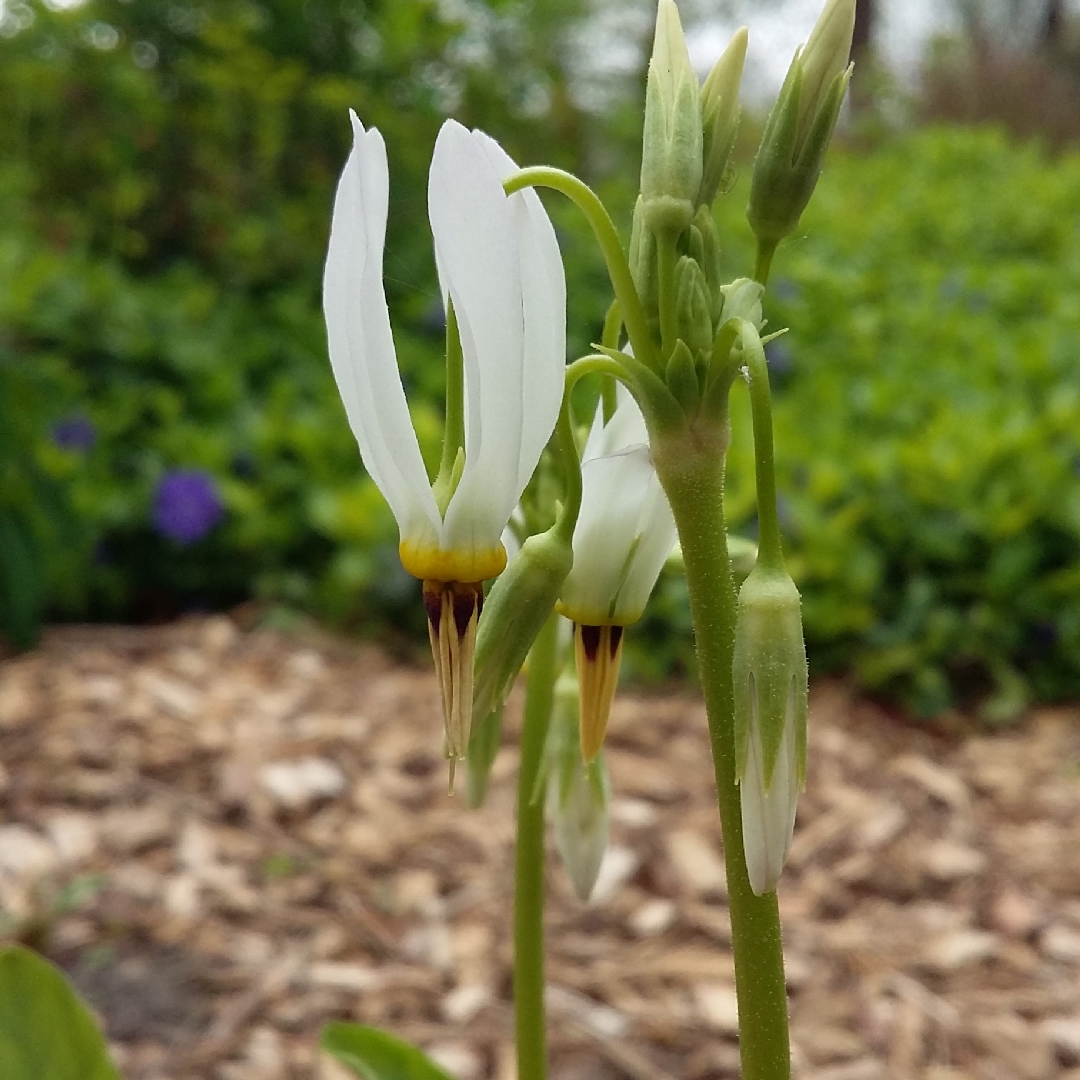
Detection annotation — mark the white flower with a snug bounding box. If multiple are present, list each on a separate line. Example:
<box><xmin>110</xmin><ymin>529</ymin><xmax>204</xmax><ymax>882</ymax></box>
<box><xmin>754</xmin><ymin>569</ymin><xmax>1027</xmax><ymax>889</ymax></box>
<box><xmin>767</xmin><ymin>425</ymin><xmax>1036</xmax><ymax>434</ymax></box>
<box><xmin>323</xmin><ymin>112</ymin><xmax>566</xmax><ymax>769</ymax></box>
<box><xmin>559</xmin><ymin>385</ymin><xmax>676</xmax><ymax>628</ymax></box>
<box><xmin>557</xmin><ymin>385</ymin><xmax>676</xmax><ymax>760</ymax></box>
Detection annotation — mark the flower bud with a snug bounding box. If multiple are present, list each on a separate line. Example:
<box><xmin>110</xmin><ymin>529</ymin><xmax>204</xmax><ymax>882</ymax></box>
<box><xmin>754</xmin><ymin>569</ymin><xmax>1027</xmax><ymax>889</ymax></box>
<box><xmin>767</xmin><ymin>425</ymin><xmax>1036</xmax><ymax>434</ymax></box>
<box><xmin>665</xmin><ymin>338</ymin><xmax>700</xmax><ymax>417</ymax></box>
<box><xmin>698</xmin><ymin>27</ymin><xmax>747</xmax><ymax>208</ymax></box>
<box><xmin>675</xmin><ymin>256</ymin><xmax>713</xmax><ymax>361</ymax></box>
<box><xmin>746</xmin><ymin>0</ymin><xmax>854</xmax><ymax>246</ymax></box>
<box><xmin>547</xmin><ymin>671</ymin><xmax>611</xmax><ymax>902</ymax></box>
<box><xmin>472</xmin><ymin>525</ymin><xmax>574</xmax><ymax>728</ymax></box>
<box><xmin>691</xmin><ymin>205</ymin><xmax>724</xmax><ymax>326</ymax></box>
<box><xmin>640</xmin><ymin>0</ymin><xmax>703</xmax><ymax>238</ymax></box>
<box><xmin>732</xmin><ymin>562</ymin><xmax>808</xmax><ymax>895</ymax></box>
<box><xmin>464</xmin><ymin>703</ymin><xmax>503</xmax><ymax>809</ymax></box>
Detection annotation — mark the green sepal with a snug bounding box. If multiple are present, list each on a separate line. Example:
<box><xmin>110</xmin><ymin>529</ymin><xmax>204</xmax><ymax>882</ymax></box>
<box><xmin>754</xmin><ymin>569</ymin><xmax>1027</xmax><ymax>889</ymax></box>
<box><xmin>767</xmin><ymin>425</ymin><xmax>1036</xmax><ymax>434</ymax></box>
<box><xmin>0</xmin><ymin>945</ymin><xmax>122</xmax><ymax>1080</ymax></box>
<box><xmin>320</xmin><ymin>1022</ymin><xmax>456</xmax><ymax>1080</ymax></box>
<box><xmin>674</xmin><ymin>257</ymin><xmax>713</xmax><ymax>361</ymax></box>
<box><xmin>472</xmin><ymin>527</ymin><xmax>573</xmax><ymax>727</ymax></box>
<box><xmin>732</xmin><ymin>563</ymin><xmax>808</xmax><ymax>790</ymax></box>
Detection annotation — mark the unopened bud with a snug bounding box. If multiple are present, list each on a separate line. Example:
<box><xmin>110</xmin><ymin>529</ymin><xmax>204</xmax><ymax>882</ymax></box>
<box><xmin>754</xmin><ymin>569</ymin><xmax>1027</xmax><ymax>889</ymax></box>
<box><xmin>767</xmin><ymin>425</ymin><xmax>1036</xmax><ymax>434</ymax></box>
<box><xmin>747</xmin><ymin>0</ymin><xmax>854</xmax><ymax>246</ymax></box>
<box><xmin>629</xmin><ymin>196</ymin><xmax>660</xmax><ymax>338</ymax></box>
<box><xmin>732</xmin><ymin>562</ymin><xmax>808</xmax><ymax>895</ymax></box>
<box><xmin>698</xmin><ymin>27</ymin><xmax>747</xmax><ymax>207</ymax></box>
<box><xmin>640</xmin><ymin>0</ymin><xmax>703</xmax><ymax>237</ymax></box>
<box><xmin>665</xmin><ymin>338</ymin><xmax>700</xmax><ymax>417</ymax></box>
<box><xmin>675</xmin><ymin>257</ymin><xmax>713</xmax><ymax>361</ymax></box>
<box><xmin>547</xmin><ymin>671</ymin><xmax>611</xmax><ymax>902</ymax></box>
<box><xmin>719</xmin><ymin>277</ymin><xmax>764</xmax><ymax>332</ymax></box>
<box><xmin>465</xmin><ymin>703</ymin><xmax>503</xmax><ymax>809</ymax></box>
<box><xmin>472</xmin><ymin>526</ymin><xmax>574</xmax><ymax>728</ymax></box>
<box><xmin>691</xmin><ymin>205</ymin><xmax>724</xmax><ymax>325</ymax></box>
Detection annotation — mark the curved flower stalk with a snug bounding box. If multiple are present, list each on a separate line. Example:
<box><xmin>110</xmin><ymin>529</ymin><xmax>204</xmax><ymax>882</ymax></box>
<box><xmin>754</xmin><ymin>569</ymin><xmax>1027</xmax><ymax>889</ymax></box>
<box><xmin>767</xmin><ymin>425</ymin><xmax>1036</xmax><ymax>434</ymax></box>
<box><xmin>323</xmin><ymin>112</ymin><xmax>566</xmax><ymax>774</ymax></box>
<box><xmin>557</xmin><ymin>385</ymin><xmax>676</xmax><ymax>760</ymax></box>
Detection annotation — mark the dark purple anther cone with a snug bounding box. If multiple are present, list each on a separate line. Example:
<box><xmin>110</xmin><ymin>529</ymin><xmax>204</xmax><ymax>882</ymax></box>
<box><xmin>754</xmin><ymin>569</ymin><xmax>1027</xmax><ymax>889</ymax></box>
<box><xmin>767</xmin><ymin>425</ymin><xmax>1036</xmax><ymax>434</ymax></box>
<box><xmin>153</xmin><ymin>469</ymin><xmax>224</xmax><ymax>545</ymax></box>
<box><xmin>52</xmin><ymin>414</ymin><xmax>97</xmax><ymax>452</ymax></box>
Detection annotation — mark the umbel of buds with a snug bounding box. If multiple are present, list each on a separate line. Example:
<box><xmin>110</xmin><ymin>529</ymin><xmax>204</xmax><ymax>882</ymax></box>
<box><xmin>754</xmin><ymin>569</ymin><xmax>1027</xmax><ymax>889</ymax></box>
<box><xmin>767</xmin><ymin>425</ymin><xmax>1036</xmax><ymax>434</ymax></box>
<box><xmin>732</xmin><ymin>561</ymin><xmax>808</xmax><ymax>896</ymax></box>
<box><xmin>747</xmin><ymin>0</ymin><xmax>855</xmax><ymax>248</ymax></box>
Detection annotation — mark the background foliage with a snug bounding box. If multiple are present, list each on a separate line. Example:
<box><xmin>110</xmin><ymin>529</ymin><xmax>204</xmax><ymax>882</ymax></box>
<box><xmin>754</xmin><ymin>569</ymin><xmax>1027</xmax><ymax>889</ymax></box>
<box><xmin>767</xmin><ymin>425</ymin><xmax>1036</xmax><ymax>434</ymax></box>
<box><xmin>4</xmin><ymin>0</ymin><xmax>1080</xmax><ymax>719</ymax></box>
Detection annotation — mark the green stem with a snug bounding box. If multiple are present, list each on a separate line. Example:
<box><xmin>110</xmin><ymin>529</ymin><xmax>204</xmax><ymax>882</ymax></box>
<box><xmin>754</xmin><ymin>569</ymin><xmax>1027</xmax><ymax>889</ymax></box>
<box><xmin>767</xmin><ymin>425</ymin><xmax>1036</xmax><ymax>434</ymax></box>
<box><xmin>601</xmin><ymin>302</ymin><xmax>622</xmax><ymax>422</ymax></box>
<box><xmin>504</xmin><ymin>167</ymin><xmax>658</xmax><ymax>372</ymax></box>
<box><xmin>552</xmin><ymin>393</ymin><xmax>582</xmax><ymax>546</ymax></box>
<box><xmin>653</xmin><ymin>435</ymin><xmax>791</xmax><ymax>1080</ymax></box>
<box><xmin>514</xmin><ymin>613</ymin><xmax>558</xmax><ymax>1080</ymax></box>
<box><xmin>736</xmin><ymin>321</ymin><xmax>784</xmax><ymax>569</ymax></box>
<box><xmin>656</xmin><ymin>229</ymin><xmax>679</xmax><ymax>360</ymax></box>
<box><xmin>754</xmin><ymin>238</ymin><xmax>778</xmax><ymax>287</ymax></box>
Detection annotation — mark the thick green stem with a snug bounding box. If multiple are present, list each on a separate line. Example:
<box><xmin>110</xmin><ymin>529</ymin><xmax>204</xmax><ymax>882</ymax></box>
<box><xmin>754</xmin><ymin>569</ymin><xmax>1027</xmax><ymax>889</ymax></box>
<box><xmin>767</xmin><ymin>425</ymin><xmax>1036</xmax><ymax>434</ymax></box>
<box><xmin>514</xmin><ymin>613</ymin><xmax>558</xmax><ymax>1080</ymax></box>
<box><xmin>736</xmin><ymin>321</ymin><xmax>784</xmax><ymax>570</ymax></box>
<box><xmin>653</xmin><ymin>434</ymin><xmax>791</xmax><ymax>1080</ymax></box>
<box><xmin>504</xmin><ymin>167</ymin><xmax>658</xmax><ymax>372</ymax></box>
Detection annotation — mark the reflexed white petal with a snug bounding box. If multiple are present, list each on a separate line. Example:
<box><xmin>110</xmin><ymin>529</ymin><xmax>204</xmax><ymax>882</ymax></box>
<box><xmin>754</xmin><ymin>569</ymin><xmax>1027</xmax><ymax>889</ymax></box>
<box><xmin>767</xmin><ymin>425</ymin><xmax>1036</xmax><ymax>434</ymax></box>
<box><xmin>583</xmin><ymin>383</ymin><xmax>648</xmax><ymax>461</ymax></box>
<box><xmin>562</xmin><ymin>445</ymin><xmax>655</xmax><ymax>622</ymax></box>
<box><xmin>617</xmin><ymin>475</ymin><xmax>678</xmax><ymax>619</ymax></box>
<box><xmin>429</xmin><ymin>120</ymin><xmax>524</xmax><ymax>553</ymax></box>
<box><xmin>740</xmin><ymin>681</ymin><xmax>800</xmax><ymax>896</ymax></box>
<box><xmin>473</xmin><ymin>132</ymin><xmax>566</xmax><ymax>494</ymax></box>
<box><xmin>323</xmin><ymin>111</ymin><xmax>441</xmax><ymax>547</ymax></box>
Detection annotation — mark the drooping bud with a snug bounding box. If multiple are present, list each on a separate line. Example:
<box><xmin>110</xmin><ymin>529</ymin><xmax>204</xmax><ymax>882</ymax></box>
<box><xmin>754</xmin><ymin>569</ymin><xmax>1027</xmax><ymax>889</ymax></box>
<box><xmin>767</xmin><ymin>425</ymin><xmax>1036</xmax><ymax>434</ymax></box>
<box><xmin>574</xmin><ymin>623</ymin><xmax>624</xmax><ymax>763</ymax></box>
<box><xmin>547</xmin><ymin>671</ymin><xmax>611</xmax><ymax>902</ymax></box>
<box><xmin>698</xmin><ymin>27</ymin><xmax>747</xmax><ymax>208</ymax></box>
<box><xmin>472</xmin><ymin>526</ymin><xmax>574</xmax><ymax>730</ymax></box>
<box><xmin>640</xmin><ymin>0</ymin><xmax>703</xmax><ymax>238</ymax></box>
<box><xmin>732</xmin><ymin>562</ymin><xmax>808</xmax><ymax>895</ymax></box>
<box><xmin>424</xmin><ymin>580</ymin><xmax>484</xmax><ymax>790</ymax></box>
<box><xmin>718</xmin><ymin>277</ymin><xmax>764</xmax><ymax>332</ymax></box>
<box><xmin>747</xmin><ymin>0</ymin><xmax>854</xmax><ymax>247</ymax></box>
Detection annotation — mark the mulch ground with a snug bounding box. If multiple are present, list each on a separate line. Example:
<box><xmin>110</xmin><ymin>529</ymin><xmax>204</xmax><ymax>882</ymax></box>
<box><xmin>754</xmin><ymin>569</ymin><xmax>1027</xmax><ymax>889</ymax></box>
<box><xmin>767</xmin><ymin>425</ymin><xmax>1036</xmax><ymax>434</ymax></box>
<box><xmin>1</xmin><ymin>616</ymin><xmax>1079</xmax><ymax>1080</ymax></box>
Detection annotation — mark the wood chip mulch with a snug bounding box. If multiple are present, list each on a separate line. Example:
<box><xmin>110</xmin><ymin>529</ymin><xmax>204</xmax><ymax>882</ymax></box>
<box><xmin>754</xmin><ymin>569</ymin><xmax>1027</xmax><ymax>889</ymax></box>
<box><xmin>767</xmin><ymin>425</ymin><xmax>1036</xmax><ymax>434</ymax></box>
<box><xmin>1</xmin><ymin>616</ymin><xmax>1079</xmax><ymax>1080</ymax></box>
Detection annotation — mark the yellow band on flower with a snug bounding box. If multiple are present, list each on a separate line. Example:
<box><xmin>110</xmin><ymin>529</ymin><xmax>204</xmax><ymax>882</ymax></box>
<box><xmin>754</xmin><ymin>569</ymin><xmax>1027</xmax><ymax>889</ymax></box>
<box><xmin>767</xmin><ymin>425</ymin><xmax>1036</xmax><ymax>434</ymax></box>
<box><xmin>554</xmin><ymin>600</ymin><xmax>642</xmax><ymax>627</ymax></box>
<box><xmin>399</xmin><ymin>540</ymin><xmax>508</xmax><ymax>584</ymax></box>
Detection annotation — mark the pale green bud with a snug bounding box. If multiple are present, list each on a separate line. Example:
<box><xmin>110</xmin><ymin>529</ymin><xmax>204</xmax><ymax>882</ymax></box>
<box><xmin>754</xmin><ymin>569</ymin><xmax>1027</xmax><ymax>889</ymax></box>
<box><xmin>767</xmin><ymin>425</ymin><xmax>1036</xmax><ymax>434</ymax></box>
<box><xmin>472</xmin><ymin>527</ymin><xmax>573</xmax><ymax>726</ymax></box>
<box><xmin>465</xmin><ymin>703</ymin><xmax>503</xmax><ymax>809</ymax></box>
<box><xmin>747</xmin><ymin>0</ymin><xmax>854</xmax><ymax>245</ymax></box>
<box><xmin>640</xmin><ymin>0</ymin><xmax>703</xmax><ymax>237</ymax></box>
<box><xmin>698</xmin><ymin>27</ymin><xmax>747</xmax><ymax>208</ymax></box>
<box><xmin>675</xmin><ymin>256</ymin><xmax>713</xmax><ymax>360</ymax></box>
<box><xmin>547</xmin><ymin>671</ymin><xmax>611</xmax><ymax>903</ymax></box>
<box><xmin>665</xmin><ymin>338</ymin><xmax>700</xmax><ymax>416</ymax></box>
<box><xmin>732</xmin><ymin>562</ymin><xmax>808</xmax><ymax>895</ymax></box>
<box><xmin>719</xmin><ymin>277</ymin><xmax>764</xmax><ymax>331</ymax></box>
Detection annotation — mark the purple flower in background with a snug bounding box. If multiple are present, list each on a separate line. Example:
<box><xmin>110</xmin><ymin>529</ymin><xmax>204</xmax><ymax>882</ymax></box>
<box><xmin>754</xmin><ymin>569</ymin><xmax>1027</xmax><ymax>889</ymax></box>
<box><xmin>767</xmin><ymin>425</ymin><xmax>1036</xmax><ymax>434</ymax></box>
<box><xmin>52</xmin><ymin>414</ymin><xmax>97</xmax><ymax>452</ymax></box>
<box><xmin>153</xmin><ymin>470</ymin><xmax>224</xmax><ymax>545</ymax></box>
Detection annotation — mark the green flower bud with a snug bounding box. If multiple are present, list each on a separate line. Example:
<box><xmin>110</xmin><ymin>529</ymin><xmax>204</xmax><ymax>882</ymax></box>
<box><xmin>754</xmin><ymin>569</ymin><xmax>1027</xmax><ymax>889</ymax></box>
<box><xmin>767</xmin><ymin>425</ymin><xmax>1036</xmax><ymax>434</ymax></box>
<box><xmin>464</xmin><ymin>702</ymin><xmax>503</xmax><ymax>809</ymax></box>
<box><xmin>747</xmin><ymin>0</ymin><xmax>854</xmax><ymax>246</ymax></box>
<box><xmin>640</xmin><ymin>0</ymin><xmax>703</xmax><ymax>238</ymax></box>
<box><xmin>732</xmin><ymin>562</ymin><xmax>808</xmax><ymax>895</ymax></box>
<box><xmin>675</xmin><ymin>256</ymin><xmax>713</xmax><ymax>361</ymax></box>
<box><xmin>472</xmin><ymin>526</ymin><xmax>574</xmax><ymax>728</ymax></box>
<box><xmin>666</xmin><ymin>338</ymin><xmax>700</xmax><ymax>417</ymax></box>
<box><xmin>698</xmin><ymin>27</ymin><xmax>747</xmax><ymax>208</ymax></box>
<box><xmin>547</xmin><ymin>671</ymin><xmax>611</xmax><ymax>903</ymax></box>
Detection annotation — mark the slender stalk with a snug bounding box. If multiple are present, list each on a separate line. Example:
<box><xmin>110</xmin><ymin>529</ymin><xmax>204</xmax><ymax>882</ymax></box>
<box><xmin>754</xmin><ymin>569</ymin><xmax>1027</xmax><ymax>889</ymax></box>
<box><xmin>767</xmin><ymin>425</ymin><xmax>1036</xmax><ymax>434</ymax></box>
<box><xmin>736</xmin><ymin>321</ymin><xmax>784</xmax><ymax>569</ymax></box>
<box><xmin>503</xmin><ymin>167</ymin><xmax>658</xmax><ymax>372</ymax></box>
<box><xmin>656</xmin><ymin>229</ymin><xmax>679</xmax><ymax>360</ymax></box>
<box><xmin>653</xmin><ymin>434</ymin><xmax>791</xmax><ymax>1080</ymax></box>
<box><xmin>754</xmin><ymin>238</ymin><xmax>778</xmax><ymax>287</ymax></box>
<box><xmin>601</xmin><ymin>301</ymin><xmax>622</xmax><ymax>422</ymax></box>
<box><xmin>514</xmin><ymin>613</ymin><xmax>558</xmax><ymax>1080</ymax></box>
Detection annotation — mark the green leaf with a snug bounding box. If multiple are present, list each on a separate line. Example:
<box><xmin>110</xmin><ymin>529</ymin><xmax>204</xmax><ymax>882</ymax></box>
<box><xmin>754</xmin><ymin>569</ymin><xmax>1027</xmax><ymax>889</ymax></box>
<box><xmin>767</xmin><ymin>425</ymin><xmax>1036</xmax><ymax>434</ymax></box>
<box><xmin>320</xmin><ymin>1022</ymin><xmax>456</xmax><ymax>1080</ymax></box>
<box><xmin>0</xmin><ymin>945</ymin><xmax>121</xmax><ymax>1080</ymax></box>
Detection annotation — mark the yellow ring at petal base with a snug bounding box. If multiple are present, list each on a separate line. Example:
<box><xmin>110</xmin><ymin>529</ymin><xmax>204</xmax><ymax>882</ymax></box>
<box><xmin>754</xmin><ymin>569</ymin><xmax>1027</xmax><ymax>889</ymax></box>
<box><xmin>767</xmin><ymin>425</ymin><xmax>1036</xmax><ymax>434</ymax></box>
<box><xmin>399</xmin><ymin>541</ymin><xmax>507</xmax><ymax>584</ymax></box>
<box><xmin>555</xmin><ymin>600</ymin><xmax>642</xmax><ymax>628</ymax></box>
